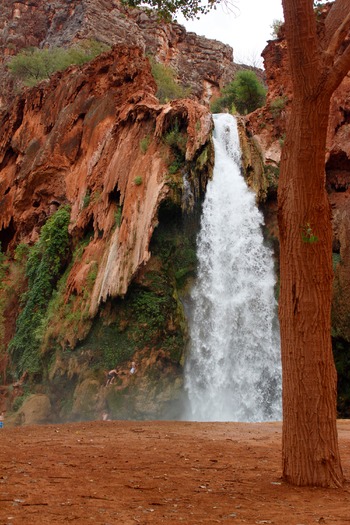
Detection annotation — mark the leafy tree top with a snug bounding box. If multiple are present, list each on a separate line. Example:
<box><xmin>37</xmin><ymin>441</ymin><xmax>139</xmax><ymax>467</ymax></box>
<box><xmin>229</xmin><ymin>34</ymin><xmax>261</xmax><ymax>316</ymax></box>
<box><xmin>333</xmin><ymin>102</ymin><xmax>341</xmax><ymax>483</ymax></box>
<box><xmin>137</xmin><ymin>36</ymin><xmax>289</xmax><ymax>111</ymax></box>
<box><xmin>211</xmin><ymin>70</ymin><xmax>266</xmax><ymax>115</ymax></box>
<box><xmin>121</xmin><ymin>0</ymin><xmax>216</xmax><ymax>20</ymax></box>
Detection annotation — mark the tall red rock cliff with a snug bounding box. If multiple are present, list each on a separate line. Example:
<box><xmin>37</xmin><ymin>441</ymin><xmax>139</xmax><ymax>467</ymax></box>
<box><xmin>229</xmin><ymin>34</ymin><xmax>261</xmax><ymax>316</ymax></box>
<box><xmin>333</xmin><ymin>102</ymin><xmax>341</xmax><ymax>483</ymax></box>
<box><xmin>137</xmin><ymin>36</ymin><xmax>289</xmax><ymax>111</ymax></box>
<box><xmin>0</xmin><ymin>0</ymin><xmax>237</xmax><ymax>109</ymax></box>
<box><xmin>2</xmin><ymin>0</ymin><xmax>349</xmax><ymax>422</ymax></box>
<box><xmin>0</xmin><ymin>42</ymin><xmax>212</xmax><ymax>323</ymax></box>
<box><xmin>0</xmin><ymin>35</ymin><xmax>213</xmax><ymax>421</ymax></box>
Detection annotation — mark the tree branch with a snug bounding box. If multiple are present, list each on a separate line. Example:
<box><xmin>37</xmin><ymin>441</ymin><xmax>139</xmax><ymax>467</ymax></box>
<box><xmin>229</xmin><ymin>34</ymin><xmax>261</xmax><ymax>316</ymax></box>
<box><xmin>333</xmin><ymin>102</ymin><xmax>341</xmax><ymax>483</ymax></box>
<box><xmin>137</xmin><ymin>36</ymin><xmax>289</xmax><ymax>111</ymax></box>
<box><xmin>324</xmin><ymin>0</ymin><xmax>350</xmax><ymax>48</ymax></box>
<box><xmin>324</xmin><ymin>43</ymin><xmax>350</xmax><ymax>95</ymax></box>
<box><xmin>325</xmin><ymin>11</ymin><xmax>350</xmax><ymax>58</ymax></box>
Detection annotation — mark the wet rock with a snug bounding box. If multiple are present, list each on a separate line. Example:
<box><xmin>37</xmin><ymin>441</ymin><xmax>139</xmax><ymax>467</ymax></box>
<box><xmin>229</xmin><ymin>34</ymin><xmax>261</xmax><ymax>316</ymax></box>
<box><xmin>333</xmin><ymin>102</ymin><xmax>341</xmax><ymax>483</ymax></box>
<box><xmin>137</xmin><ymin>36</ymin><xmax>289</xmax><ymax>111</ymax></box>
<box><xmin>13</xmin><ymin>394</ymin><xmax>51</xmax><ymax>425</ymax></box>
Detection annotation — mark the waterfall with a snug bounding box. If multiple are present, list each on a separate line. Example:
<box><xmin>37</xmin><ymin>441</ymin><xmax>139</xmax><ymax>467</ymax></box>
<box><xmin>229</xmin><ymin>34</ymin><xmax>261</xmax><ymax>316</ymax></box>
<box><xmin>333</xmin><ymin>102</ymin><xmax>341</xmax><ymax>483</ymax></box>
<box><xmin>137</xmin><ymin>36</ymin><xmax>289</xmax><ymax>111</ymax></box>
<box><xmin>184</xmin><ymin>113</ymin><xmax>282</xmax><ymax>422</ymax></box>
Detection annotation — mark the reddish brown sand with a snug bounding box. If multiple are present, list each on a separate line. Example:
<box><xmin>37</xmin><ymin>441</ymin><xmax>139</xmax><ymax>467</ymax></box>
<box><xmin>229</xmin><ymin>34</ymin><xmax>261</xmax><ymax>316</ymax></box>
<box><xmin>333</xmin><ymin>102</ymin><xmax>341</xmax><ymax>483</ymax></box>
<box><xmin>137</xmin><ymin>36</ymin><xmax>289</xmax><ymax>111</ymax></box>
<box><xmin>0</xmin><ymin>420</ymin><xmax>349</xmax><ymax>524</ymax></box>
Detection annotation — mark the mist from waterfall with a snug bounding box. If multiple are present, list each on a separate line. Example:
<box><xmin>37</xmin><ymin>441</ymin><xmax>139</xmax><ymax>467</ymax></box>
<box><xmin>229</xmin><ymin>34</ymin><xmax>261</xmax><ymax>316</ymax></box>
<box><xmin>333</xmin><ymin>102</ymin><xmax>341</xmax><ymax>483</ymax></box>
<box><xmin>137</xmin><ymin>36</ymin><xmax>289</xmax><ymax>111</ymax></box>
<box><xmin>183</xmin><ymin>113</ymin><xmax>282</xmax><ymax>422</ymax></box>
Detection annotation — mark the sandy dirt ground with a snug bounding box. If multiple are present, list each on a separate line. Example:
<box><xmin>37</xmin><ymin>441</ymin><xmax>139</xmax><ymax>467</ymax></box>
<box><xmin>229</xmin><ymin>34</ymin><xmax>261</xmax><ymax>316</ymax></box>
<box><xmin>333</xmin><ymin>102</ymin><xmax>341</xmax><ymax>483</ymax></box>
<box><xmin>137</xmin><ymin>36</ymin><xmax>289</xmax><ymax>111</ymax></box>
<box><xmin>0</xmin><ymin>420</ymin><xmax>350</xmax><ymax>525</ymax></box>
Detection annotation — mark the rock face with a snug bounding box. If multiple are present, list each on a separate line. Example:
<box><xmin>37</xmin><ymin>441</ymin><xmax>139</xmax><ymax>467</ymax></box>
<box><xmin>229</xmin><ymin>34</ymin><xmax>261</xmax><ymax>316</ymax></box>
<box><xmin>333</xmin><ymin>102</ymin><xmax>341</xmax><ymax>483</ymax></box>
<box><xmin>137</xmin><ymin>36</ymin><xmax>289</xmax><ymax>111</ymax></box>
<box><xmin>0</xmin><ymin>44</ymin><xmax>211</xmax><ymax>302</ymax></box>
<box><xmin>0</xmin><ymin>0</ymin><xmax>237</xmax><ymax>109</ymax></box>
<box><xmin>10</xmin><ymin>394</ymin><xmax>52</xmax><ymax>426</ymax></box>
<box><xmin>0</xmin><ymin>38</ymin><xmax>213</xmax><ymax>421</ymax></box>
<box><xmin>2</xmin><ymin>1</ymin><xmax>350</xmax><ymax>422</ymax></box>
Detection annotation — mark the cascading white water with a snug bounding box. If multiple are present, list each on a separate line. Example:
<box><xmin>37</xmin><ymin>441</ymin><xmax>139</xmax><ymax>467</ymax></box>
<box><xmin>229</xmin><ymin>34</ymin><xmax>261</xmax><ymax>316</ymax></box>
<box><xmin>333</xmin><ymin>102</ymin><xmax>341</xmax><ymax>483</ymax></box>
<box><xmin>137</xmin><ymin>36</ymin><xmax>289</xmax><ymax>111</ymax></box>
<box><xmin>184</xmin><ymin>113</ymin><xmax>282</xmax><ymax>422</ymax></box>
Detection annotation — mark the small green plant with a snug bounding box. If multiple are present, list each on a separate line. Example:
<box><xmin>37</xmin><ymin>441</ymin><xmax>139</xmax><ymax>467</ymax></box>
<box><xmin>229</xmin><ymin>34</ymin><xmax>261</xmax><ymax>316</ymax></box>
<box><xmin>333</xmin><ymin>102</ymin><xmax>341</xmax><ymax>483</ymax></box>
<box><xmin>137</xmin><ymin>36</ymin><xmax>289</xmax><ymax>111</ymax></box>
<box><xmin>278</xmin><ymin>133</ymin><xmax>286</xmax><ymax>147</ymax></box>
<box><xmin>168</xmin><ymin>160</ymin><xmax>182</xmax><ymax>174</ymax></box>
<box><xmin>86</xmin><ymin>262</ymin><xmax>98</xmax><ymax>290</ymax></box>
<box><xmin>150</xmin><ymin>58</ymin><xmax>191</xmax><ymax>103</ymax></box>
<box><xmin>0</xmin><ymin>244</ymin><xmax>8</xmax><ymax>354</ymax></box>
<box><xmin>134</xmin><ymin>176</ymin><xmax>143</xmax><ymax>186</ymax></box>
<box><xmin>8</xmin><ymin>39</ymin><xmax>111</xmax><ymax>87</ymax></box>
<box><xmin>270</xmin><ymin>96</ymin><xmax>288</xmax><ymax>119</ymax></box>
<box><xmin>301</xmin><ymin>223</ymin><xmax>318</xmax><ymax>244</ymax></box>
<box><xmin>163</xmin><ymin>118</ymin><xmax>187</xmax><ymax>175</ymax></box>
<box><xmin>264</xmin><ymin>164</ymin><xmax>280</xmax><ymax>191</ymax></box>
<box><xmin>140</xmin><ymin>135</ymin><xmax>151</xmax><ymax>154</ymax></box>
<box><xmin>82</xmin><ymin>190</ymin><xmax>91</xmax><ymax>209</ymax></box>
<box><xmin>0</xmin><ymin>244</ymin><xmax>8</xmax><ymax>280</ymax></box>
<box><xmin>270</xmin><ymin>19</ymin><xmax>283</xmax><ymax>39</ymax></box>
<box><xmin>14</xmin><ymin>243</ymin><xmax>30</xmax><ymax>263</ymax></box>
<box><xmin>163</xmin><ymin>119</ymin><xmax>187</xmax><ymax>175</ymax></box>
<box><xmin>91</xmin><ymin>191</ymin><xmax>101</xmax><ymax>204</ymax></box>
<box><xmin>73</xmin><ymin>236</ymin><xmax>91</xmax><ymax>261</ymax></box>
<box><xmin>210</xmin><ymin>97</ymin><xmax>223</xmax><ymax>114</ymax></box>
<box><xmin>115</xmin><ymin>206</ymin><xmax>123</xmax><ymax>227</ymax></box>
<box><xmin>164</xmin><ymin>119</ymin><xmax>187</xmax><ymax>154</ymax></box>
<box><xmin>210</xmin><ymin>70</ymin><xmax>266</xmax><ymax>115</ymax></box>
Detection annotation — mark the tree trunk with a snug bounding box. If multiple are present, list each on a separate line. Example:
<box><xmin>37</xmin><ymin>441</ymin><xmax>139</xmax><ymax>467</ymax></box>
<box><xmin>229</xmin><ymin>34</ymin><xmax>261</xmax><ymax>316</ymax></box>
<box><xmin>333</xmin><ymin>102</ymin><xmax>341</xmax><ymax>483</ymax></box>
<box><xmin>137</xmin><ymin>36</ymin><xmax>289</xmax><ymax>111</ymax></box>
<box><xmin>278</xmin><ymin>93</ymin><xmax>344</xmax><ymax>487</ymax></box>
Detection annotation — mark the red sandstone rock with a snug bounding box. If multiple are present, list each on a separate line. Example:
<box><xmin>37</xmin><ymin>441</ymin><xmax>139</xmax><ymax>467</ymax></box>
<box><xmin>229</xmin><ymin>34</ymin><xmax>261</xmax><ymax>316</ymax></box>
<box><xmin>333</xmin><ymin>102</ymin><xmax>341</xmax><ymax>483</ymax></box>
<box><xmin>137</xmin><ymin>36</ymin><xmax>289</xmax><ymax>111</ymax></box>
<box><xmin>0</xmin><ymin>0</ymin><xmax>237</xmax><ymax>109</ymax></box>
<box><xmin>0</xmin><ymin>44</ymin><xmax>212</xmax><ymax>347</ymax></box>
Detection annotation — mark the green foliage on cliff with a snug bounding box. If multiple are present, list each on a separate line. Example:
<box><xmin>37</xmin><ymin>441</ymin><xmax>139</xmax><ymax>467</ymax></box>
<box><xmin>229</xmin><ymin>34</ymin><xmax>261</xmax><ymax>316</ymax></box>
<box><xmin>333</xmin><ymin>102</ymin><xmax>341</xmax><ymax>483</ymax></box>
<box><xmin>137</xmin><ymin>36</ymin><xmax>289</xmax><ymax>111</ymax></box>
<box><xmin>264</xmin><ymin>164</ymin><xmax>280</xmax><ymax>195</ymax></box>
<box><xmin>211</xmin><ymin>71</ymin><xmax>267</xmax><ymax>115</ymax></box>
<box><xmin>35</xmin><ymin>252</ymin><xmax>97</xmax><ymax>355</ymax></box>
<box><xmin>151</xmin><ymin>200</ymin><xmax>197</xmax><ymax>288</ymax></box>
<box><xmin>133</xmin><ymin>289</ymin><xmax>169</xmax><ymax>337</ymax></box>
<box><xmin>140</xmin><ymin>135</ymin><xmax>151</xmax><ymax>154</ymax></box>
<box><xmin>80</xmin><ymin>312</ymin><xmax>137</xmax><ymax>370</ymax></box>
<box><xmin>9</xmin><ymin>206</ymin><xmax>71</xmax><ymax>375</ymax></box>
<box><xmin>150</xmin><ymin>59</ymin><xmax>191</xmax><ymax>103</ymax></box>
<box><xmin>164</xmin><ymin>119</ymin><xmax>187</xmax><ymax>154</ymax></box>
<box><xmin>270</xmin><ymin>19</ymin><xmax>283</xmax><ymax>39</ymax></box>
<box><xmin>134</xmin><ymin>176</ymin><xmax>143</xmax><ymax>186</ymax></box>
<box><xmin>0</xmin><ymin>245</ymin><xmax>8</xmax><ymax>280</ymax></box>
<box><xmin>163</xmin><ymin>118</ymin><xmax>188</xmax><ymax>176</ymax></box>
<box><xmin>0</xmin><ymin>245</ymin><xmax>8</xmax><ymax>354</ymax></box>
<box><xmin>269</xmin><ymin>96</ymin><xmax>288</xmax><ymax>118</ymax></box>
<box><xmin>76</xmin><ymin>199</ymin><xmax>195</xmax><ymax>369</ymax></box>
<box><xmin>8</xmin><ymin>40</ymin><xmax>111</xmax><ymax>87</ymax></box>
<box><xmin>78</xmin><ymin>272</ymin><xmax>183</xmax><ymax>369</ymax></box>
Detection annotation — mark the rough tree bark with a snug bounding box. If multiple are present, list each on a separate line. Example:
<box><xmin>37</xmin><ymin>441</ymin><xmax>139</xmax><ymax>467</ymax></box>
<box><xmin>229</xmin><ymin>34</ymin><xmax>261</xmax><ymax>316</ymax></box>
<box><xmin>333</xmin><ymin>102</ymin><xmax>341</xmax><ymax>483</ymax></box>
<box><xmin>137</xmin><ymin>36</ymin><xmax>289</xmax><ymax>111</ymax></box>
<box><xmin>278</xmin><ymin>0</ymin><xmax>350</xmax><ymax>487</ymax></box>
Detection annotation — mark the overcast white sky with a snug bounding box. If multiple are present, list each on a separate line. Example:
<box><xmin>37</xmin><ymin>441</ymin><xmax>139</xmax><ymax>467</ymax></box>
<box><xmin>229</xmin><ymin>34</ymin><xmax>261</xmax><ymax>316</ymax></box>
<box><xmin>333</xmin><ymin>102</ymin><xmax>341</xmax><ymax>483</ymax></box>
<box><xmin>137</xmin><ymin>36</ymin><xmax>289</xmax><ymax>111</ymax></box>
<box><xmin>177</xmin><ymin>0</ymin><xmax>284</xmax><ymax>68</ymax></box>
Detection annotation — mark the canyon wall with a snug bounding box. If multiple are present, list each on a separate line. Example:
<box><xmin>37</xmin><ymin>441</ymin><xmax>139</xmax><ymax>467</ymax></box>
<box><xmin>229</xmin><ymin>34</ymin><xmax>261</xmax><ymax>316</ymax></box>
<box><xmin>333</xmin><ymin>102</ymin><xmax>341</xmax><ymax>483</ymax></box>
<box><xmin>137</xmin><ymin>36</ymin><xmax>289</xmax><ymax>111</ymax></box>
<box><xmin>0</xmin><ymin>39</ymin><xmax>213</xmax><ymax>422</ymax></box>
<box><xmin>1</xmin><ymin>0</ymin><xmax>350</xmax><ymax>422</ymax></box>
<box><xmin>0</xmin><ymin>0</ymin><xmax>237</xmax><ymax>109</ymax></box>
